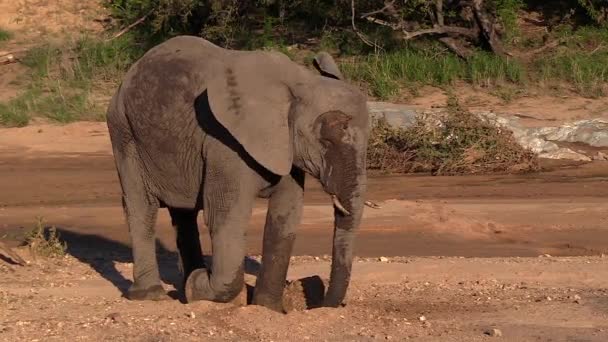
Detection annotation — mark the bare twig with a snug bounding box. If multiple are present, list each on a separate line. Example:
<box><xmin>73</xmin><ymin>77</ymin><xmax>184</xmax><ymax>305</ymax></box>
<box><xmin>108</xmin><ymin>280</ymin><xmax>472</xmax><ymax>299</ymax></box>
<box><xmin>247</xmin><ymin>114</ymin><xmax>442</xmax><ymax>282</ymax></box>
<box><xmin>360</xmin><ymin>1</ymin><xmax>396</xmax><ymax>19</ymax></box>
<box><xmin>106</xmin><ymin>9</ymin><xmax>154</xmax><ymax>41</ymax></box>
<box><xmin>365</xmin><ymin>200</ymin><xmax>382</xmax><ymax>209</ymax></box>
<box><xmin>351</xmin><ymin>0</ymin><xmax>383</xmax><ymax>51</ymax></box>
<box><xmin>366</xmin><ymin>17</ymin><xmax>476</xmax><ymax>40</ymax></box>
<box><xmin>589</xmin><ymin>43</ymin><xmax>605</xmax><ymax>55</ymax></box>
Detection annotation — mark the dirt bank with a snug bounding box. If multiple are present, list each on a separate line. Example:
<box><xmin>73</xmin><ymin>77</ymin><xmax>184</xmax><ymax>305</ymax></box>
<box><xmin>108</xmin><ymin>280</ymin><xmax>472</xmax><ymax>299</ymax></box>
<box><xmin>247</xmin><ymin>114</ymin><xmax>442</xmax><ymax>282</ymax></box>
<box><xmin>1</xmin><ymin>123</ymin><xmax>608</xmax><ymax>341</ymax></box>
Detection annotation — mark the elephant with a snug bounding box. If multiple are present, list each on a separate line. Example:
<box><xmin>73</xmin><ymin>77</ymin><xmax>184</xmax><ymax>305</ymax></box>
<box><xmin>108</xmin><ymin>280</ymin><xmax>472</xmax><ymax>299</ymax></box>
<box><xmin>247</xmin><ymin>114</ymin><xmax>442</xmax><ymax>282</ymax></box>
<box><xmin>106</xmin><ymin>35</ymin><xmax>369</xmax><ymax>312</ymax></box>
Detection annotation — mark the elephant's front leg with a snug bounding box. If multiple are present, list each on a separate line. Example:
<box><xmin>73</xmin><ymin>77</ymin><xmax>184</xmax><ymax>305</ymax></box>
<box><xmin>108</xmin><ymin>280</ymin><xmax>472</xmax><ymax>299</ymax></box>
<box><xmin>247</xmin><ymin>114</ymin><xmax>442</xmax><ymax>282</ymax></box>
<box><xmin>184</xmin><ymin>171</ymin><xmax>257</xmax><ymax>303</ymax></box>
<box><xmin>252</xmin><ymin>168</ymin><xmax>305</xmax><ymax>312</ymax></box>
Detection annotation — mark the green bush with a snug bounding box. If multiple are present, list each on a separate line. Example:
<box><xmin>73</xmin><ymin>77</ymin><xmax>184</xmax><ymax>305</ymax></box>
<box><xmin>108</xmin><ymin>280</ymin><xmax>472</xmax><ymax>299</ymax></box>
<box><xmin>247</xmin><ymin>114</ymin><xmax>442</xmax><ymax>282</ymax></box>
<box><xmin>0</xmin><ymin>28</ymin><xmax>12</xmax><ymax>42</ymax></box>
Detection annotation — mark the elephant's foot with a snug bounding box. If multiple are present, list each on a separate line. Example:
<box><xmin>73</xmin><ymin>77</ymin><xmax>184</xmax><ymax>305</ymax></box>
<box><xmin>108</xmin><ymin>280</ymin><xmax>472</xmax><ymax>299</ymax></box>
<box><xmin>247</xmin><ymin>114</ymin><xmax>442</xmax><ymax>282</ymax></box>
<box><xmin>252</xmin><ymin>294</ymin><xmax>285</xmax><ymax>313</ymax></box>
<box><xmin>185</xmin><ymin>268</ymin><xmax>246</xmax><ymax>306</ymax></box>
<box><xmin>127</xmin><ymin>284</ymin><xmax>169</xmax><ymax>301</ymax></box>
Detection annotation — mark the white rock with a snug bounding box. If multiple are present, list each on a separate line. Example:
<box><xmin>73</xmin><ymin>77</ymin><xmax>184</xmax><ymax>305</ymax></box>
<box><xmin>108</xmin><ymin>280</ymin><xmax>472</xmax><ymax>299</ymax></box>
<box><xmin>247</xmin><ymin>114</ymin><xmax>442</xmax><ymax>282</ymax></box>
<box><xmin>379</xmin><ymin>256</ymin><xmax>389</xmax><ymax>262</ymax></box>
<box><xmin>485</xmin><ymin>328</ymin><xmax>503</xmax><ymax>337</ymax></box>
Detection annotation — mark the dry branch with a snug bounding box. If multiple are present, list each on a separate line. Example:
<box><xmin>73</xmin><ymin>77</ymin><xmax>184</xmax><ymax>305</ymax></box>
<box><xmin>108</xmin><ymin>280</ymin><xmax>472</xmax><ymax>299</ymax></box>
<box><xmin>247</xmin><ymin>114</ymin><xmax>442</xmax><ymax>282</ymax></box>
<box><xmin>106</xmin><ymin>9</ymin><xmax>154</xmax><ymax>41</ymax></box>
<box><xmin>351</xmin><ymin>0</ymin><xmax>383</xmax><ymax>51</ymax></box>
<box><xmin>0</xmin><ymin>241</ymin><xmax>26</xmax><ymax>266</ymax></box>
<box><xmin>356</xmin><ymin>0</ymin><xmax>510</xmax><ymax>58</ymax></box>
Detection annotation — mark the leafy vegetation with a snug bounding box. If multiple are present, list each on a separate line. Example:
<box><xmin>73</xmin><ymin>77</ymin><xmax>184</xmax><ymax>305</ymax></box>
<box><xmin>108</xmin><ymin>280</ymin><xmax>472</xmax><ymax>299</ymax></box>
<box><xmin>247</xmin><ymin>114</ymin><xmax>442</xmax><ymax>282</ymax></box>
<box><xmin>368</xmin><ymin>97</ymin><xmax>539</xmax><ymax>175</ymax></box>
<box><xmin>342</xmin><ymin>48</ymin><xmax>525</xmax><ymax>99</ymax></box>
<box><xmin>25</xmin><ymin>217</ymin><xmax>67</xmax><ymax>258</ymax></box>
<box><xmin>0</xmin><ymin>35</ymin><xmax>143</xmax><ymax>127</ymax></box>
<box><xmin>0</xmin><ymin>28</ymin><xmax>12</xmax><ymax>42</ymax></box>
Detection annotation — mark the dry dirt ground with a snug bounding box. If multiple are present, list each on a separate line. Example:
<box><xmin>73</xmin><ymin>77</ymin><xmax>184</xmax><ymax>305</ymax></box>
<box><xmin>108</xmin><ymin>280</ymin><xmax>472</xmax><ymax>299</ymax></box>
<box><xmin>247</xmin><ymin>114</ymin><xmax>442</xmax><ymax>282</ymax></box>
<box><xmin>2</xmin><ymin>4</ymin><xmax>608</xmax><ymax>340</ymax></box>
<box><xmin>0</xmin><ymin>123</ymin><xmax>608</xmax><ymax>341</ymax></box>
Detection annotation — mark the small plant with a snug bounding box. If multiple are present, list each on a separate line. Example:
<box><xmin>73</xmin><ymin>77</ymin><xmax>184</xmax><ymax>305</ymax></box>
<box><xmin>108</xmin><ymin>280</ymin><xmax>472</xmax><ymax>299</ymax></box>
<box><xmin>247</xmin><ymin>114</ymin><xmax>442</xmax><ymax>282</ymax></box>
<box><xmin>367</xmin><ymin>96</ymin><xmax>539</xmax><ymax>175</ymax></box>
<box><xmin>25</xmin><ymin>217</ymin><xmax>67</xmax><ymax>258</ymax></box>
<box><xmin>0</xmin><ymin>35</ymin><xmax>143</xmax><ymax>127</ymax></box>
<box><xmin>0</xmin><ymin>28</ymin><xmax>12</xmax><ymax>42</ymax></box>
<box><xmin>341</xmin><ymin>49</ymin><xmax>525</xmax><ymax>100</ymax></box>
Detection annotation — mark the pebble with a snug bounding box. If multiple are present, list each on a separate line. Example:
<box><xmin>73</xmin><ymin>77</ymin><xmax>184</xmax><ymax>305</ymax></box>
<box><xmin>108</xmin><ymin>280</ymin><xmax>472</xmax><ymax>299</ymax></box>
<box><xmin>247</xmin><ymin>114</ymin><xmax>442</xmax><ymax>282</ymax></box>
<box><xmin>188</xmin><ymin>312</ymin><xmax>196</xmax><ymax>319</ymax></box>
<box><xmin>418</xmin><ymin>315</ymin><xmax>426</xmax><ymax>322</ymax></box>
<box><xmin>379</xmin><ymin>257</ymin><xmax>389</xmax><ymax>262</ymax></box>
<box><xmin>485</xmin><ymin>328</ymin><xmax>503</xmax><ymax>337</ymax></box>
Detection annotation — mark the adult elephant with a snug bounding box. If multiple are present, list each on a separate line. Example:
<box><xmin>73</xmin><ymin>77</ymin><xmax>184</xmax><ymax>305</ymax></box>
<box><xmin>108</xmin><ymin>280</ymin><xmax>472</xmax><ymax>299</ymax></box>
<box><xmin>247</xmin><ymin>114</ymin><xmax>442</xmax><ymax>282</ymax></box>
<box><xmin>106</xmin><ymin>36</ymin><xmax>369</xmax><ymax>312</ymax></box>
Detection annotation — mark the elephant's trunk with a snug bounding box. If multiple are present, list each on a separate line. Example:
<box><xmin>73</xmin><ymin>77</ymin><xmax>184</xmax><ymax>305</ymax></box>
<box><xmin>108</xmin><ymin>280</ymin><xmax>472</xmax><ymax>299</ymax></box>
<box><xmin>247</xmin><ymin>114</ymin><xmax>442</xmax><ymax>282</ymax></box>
<box><xmin>323</xmin><ymin>166</ymin><xmax>366</xmax><ymax>307</ymax></box>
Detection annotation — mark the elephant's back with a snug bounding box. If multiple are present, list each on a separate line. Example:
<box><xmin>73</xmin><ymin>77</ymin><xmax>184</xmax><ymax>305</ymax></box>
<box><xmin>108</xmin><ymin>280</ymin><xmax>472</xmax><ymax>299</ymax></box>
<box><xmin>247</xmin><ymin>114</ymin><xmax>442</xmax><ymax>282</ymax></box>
<box><xmin>111</xmin><ymin>36</ymin><xmax>224</xmax><ymax>207</ymax></box>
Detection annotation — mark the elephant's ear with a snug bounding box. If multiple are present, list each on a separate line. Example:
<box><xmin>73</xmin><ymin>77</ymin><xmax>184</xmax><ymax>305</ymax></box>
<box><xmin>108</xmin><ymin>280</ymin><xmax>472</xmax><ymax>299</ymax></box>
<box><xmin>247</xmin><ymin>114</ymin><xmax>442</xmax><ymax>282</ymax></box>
<box><xmin>313</xmin><ymin>52</ymin><xmax>343</xmax><ymax>80</ymax></box>
<box><xmin>207</xmin><ymin>52</ymin><xmax>295</xmax><ymax>176</ymax></box>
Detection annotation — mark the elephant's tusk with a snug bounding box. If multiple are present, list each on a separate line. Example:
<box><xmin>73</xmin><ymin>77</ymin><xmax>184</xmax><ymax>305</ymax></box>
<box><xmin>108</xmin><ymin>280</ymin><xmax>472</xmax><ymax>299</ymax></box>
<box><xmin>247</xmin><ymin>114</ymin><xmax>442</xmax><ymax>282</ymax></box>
<box><xmin>364</xmin><ymin>200</ymin><xmax>381</xmax><ymax>209</ymax></box>
<box><xmin>331</xmin><ymin>195</ymin><xmax>351</xmax><ymax>216</ymax></box>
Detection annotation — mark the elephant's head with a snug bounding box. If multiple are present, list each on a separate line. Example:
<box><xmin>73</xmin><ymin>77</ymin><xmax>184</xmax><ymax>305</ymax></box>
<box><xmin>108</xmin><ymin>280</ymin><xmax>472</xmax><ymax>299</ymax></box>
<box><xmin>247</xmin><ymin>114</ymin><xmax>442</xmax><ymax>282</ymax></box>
<box><xmin>207</xmin><ymin>49</ymin><xmax>369</xmax><ymax>307</ymax></box>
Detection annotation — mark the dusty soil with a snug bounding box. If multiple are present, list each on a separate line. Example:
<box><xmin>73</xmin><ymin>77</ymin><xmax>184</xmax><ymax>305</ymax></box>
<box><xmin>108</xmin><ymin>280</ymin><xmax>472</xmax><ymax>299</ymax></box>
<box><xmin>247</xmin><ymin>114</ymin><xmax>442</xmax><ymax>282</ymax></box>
<box><xmin>2</xmin><ymin>0</ymin><xmax>608</xmax><ymax>338</ymax></box>
<box><xmin>1</xmin><ymin>123</ymin><xmax>608</xmax><ymax>341</ymax></box>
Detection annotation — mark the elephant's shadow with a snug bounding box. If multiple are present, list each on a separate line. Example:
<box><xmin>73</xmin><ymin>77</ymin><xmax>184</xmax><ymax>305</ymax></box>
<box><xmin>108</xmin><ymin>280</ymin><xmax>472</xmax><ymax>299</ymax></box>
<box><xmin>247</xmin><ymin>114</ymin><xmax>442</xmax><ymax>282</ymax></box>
<box><xmin>55</xmin><ymin>228</ymin><xmax>261</xmax><ymax>303</ymax></box>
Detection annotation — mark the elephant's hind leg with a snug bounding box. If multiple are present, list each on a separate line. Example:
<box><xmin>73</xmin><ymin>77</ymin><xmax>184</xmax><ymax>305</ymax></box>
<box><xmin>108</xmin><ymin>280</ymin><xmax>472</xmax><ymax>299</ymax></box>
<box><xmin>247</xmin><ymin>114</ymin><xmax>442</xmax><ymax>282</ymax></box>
<box><xmin>115</xmin><ymin>144</ymin><xmax>165</xmax><ymax>301</ymax></box>
<box><xmin>168</xmin><ymin>207</ymin><xmax>205</xmax><ymax>287</ymax></box>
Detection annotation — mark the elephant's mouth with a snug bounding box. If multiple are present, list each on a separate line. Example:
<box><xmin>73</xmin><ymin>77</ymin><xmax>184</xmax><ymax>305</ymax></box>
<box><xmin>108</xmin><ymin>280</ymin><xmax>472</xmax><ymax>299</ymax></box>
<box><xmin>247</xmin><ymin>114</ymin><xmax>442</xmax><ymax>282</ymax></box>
<box><xmin>331</xmin><ymin>194</ymin><xmax>351</xmax><ymax>216</ymax></box>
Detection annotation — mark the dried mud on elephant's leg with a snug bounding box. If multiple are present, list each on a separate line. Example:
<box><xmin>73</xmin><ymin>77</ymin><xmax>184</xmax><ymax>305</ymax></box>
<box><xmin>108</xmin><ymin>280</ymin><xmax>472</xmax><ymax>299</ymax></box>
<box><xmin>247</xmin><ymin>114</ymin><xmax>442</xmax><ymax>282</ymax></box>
<box><xmin>282</xmin><ymin>276</ymin><xmax>327</xmax><ymax>312</ymax></box>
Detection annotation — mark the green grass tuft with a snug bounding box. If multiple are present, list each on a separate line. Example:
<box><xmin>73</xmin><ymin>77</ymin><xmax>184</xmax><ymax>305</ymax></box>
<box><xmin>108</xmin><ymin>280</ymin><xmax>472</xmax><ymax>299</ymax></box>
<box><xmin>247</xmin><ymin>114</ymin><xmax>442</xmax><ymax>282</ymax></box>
<box><xmin>0</xmin><ymin>35</ymin><xmax>143</xmax><ymax>126</ymax></box>
<box><xmin>0</xmin><ymin>28</ymin><xmax>12</xmax><ymax>42</ymax></box>
<box><xmin>341</xmin><ymin>49</ymin><xmax>525</xmax><ymax>100</ymax></box>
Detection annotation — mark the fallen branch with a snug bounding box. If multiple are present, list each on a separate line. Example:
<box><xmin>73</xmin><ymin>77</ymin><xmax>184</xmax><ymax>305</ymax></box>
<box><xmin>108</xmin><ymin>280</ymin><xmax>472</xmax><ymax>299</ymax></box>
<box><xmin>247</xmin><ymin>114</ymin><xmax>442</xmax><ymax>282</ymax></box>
<box><xmin>0</xmin><ymin>53</ymin><xmax>16</xmax><ymax>66</ymax></box>
<box><xmin>366</xmin><ymin>16</ymin><xmax>477</xmax><ymax>40</ymax></box>
<box><xmin>0</xmin><ymin>241</ymin><xmax>26</xmax><ymax>266</ymax></box>
<box><xmin>520</xmin><ymin>38</ymin><xmax>566</xmax><ymax>58</ymax></box>
<box><xmin>360</xmin><ymin>0</ymin><xmax>396</xmax><ymax>19</ymax></box>
<box><xmin>365</xmin><ymin>200</ymin><xmax>382</xmax><ymax>209</ymax></box>
<box><xmin>360</xmin><ymin>0</ymin><xmax>511</xmax><ymax>58</ymax></box>
<box><xmin>439</xmin><ymin>37</ymin><xmax>473</xmax><ymax>59</ymax></box>
<box><xmin>106</xmin><ymin>9</ymin><xmax>153</xmax><ymax>41</ymax></box>
<box><xmin>351</xmin><ymin>0</ymin><xmax>383</xmax><ymax>51</ymax></box>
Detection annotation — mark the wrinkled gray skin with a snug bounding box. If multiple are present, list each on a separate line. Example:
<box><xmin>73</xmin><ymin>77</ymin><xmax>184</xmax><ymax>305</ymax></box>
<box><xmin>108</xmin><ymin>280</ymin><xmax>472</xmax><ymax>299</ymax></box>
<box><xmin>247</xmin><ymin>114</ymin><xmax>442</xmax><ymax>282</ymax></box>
<box><xmin>106</xmin><ymin>36</ymin><xmax>369</xmax><ymax>312</ymax></box>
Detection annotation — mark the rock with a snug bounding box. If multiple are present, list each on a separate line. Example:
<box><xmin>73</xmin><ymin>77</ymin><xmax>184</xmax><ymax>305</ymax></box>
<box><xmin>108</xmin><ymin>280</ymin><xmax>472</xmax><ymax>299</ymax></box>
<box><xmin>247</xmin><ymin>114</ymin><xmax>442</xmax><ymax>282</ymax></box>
<box><xmin>418</xmin><ymin>315</ymin><xmax>426</xmax><ymax>322</ymax></box>
<box><xmin>539</xmin><ymin>149</ymin><xmax>592</xmax><ymax>162</ymax></box>
<box><xmin>540</xmin><ymin>119</ymin><xmax>608</xmax><ymax>147</ymax></box>
<box><xmin>188</xmin><ymin>311</ymin><xmax>196</xmax><ymax>319</ymax></box>
<box><xmin>593</xmin><ymin>152</ymin><xmax>608</xmax><ymax>161</ymax></box>
<box><xmin>379</xmin><ymin>256</ymin><xmax>389</xmax><ymax>262</ymax></box>
<box><xmin>484</xmin><ymin>328</ymin><xmax>503</xmax><ymax>337</ymax></box>
<box><xmin>104</xmin><ymin>312</ymin><xmax>121</xmax><ymax>323</ymax></box>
